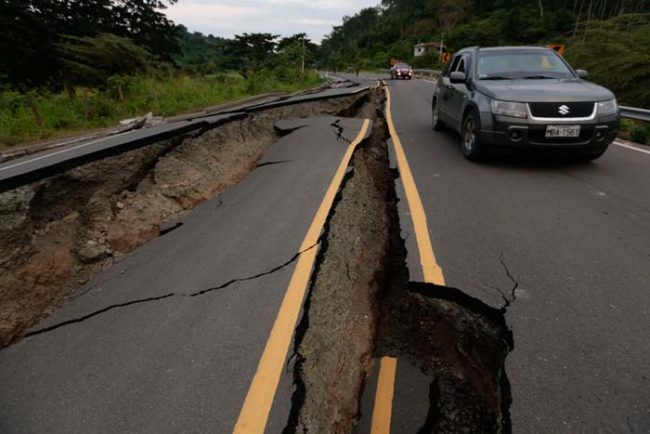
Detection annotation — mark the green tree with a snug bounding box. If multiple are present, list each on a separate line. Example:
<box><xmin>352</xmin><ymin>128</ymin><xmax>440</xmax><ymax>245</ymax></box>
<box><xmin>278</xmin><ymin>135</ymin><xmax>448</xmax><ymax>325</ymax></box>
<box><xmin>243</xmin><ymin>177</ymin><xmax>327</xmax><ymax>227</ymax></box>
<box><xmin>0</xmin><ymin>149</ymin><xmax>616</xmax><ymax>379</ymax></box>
<box><xmin>230</xmin><ymin>33</ymin><xmax>278</xmax><ymax>76</ymax></box>
<box><xmin>174</xmin><ymin>25</ymin><xmax>236</xmax><ymax>75</ymax></box>
<box><xmin>57</xmin><ymin>33</ymin><xmax>154</xmax><ymax>91</ymax></box>
<box><xmin>275</xmin><ymin>34</ymin><xmax>318</xmax><ymax>75</ymax></box>
<box><xmin>565</xmin><ymin>14</ymin><xmax>650</xmax><ymax>107</ymax></box>
<box><xmin>0</xmin><ymin>0</ymin><xmax>178</xmax><ymax>90</ymax></box>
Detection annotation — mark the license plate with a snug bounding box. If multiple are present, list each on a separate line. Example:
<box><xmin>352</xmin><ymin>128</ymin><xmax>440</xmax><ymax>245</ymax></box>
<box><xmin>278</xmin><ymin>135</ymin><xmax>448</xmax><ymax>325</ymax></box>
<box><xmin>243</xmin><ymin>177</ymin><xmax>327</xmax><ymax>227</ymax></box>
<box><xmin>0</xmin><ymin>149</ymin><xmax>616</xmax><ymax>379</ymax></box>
<box><xmin>545</xmin><ymin>125</ymin><xmax>580</xmax><ymax>138</ymax></box>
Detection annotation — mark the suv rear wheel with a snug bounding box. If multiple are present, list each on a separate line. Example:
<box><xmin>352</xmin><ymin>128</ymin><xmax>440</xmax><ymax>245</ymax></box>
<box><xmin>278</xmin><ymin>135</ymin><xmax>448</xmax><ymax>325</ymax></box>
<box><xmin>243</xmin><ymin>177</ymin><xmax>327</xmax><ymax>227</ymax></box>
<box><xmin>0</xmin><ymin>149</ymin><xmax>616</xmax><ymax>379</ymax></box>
<box><xmin>461</xmin><ymin>110</ymin><xmax>485</xmax><ymax>161</ymax></box>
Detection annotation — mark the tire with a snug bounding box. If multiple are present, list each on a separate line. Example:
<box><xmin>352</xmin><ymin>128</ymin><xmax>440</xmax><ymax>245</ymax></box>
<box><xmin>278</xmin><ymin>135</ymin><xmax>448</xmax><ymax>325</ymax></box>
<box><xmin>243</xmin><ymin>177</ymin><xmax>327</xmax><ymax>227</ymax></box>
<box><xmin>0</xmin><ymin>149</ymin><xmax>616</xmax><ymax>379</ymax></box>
<box><xmin>432</xmin><ymin>98</ymin><xmax>445</xmax><ymax>131</ymax></box>
<box><xmin>461</xmin><ymin>110</ymin><xmax>485</xmax><ymax>161</ymax></box>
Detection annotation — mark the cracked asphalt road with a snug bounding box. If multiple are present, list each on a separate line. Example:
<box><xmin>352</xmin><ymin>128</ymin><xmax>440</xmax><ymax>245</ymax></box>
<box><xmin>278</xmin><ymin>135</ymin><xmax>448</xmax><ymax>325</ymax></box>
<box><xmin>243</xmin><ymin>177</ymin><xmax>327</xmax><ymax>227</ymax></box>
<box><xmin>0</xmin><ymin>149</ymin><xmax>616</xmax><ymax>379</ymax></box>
<box><xmin>0</xmin><ymin>116</ymin><xmax>369</xmax><ymax>434</ymax></box>
<box><xmin>365</xmin><ymin>77</ymin><xmax>650</xmax><ymax>433</ymax></box>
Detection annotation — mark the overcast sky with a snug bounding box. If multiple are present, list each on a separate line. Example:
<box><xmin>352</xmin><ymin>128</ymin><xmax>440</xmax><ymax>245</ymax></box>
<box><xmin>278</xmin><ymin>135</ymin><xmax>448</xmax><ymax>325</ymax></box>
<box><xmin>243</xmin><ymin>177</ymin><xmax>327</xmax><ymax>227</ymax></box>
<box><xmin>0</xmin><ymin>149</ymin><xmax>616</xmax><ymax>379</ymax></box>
<box><xmin>164</xmin><ymin>0</ymin><xmax>380</xmax><ymax>43</ymax></box>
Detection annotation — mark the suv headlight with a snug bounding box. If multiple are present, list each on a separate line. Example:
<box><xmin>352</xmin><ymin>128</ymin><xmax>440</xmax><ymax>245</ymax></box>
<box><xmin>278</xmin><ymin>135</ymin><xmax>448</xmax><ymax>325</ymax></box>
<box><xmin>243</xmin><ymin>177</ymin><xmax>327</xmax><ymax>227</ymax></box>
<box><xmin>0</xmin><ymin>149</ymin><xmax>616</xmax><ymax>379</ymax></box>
<box><xmin>491</xmin><ymin>100</ymin><xmax>527</xmax><ymax>118</ymax></box>
<box><xmin>597</xmin><ymin>99</ymin><xmax>618</xmax><ymax>116</ymax></box>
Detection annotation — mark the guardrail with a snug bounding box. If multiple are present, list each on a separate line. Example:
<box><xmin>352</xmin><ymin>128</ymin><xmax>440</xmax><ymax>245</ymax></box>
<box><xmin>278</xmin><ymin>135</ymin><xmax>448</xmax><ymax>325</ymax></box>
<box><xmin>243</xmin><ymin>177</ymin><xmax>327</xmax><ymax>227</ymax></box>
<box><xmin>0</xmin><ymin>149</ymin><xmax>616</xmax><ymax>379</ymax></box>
<box><xmin>412</xmin><ymin>69</ymin><xmax>442</xmax><ymax>80</ymax></box>
<box><xmin>619</xmin><ymin>106</ymin><xmax>650</xmax><ymax>122</ymax></box>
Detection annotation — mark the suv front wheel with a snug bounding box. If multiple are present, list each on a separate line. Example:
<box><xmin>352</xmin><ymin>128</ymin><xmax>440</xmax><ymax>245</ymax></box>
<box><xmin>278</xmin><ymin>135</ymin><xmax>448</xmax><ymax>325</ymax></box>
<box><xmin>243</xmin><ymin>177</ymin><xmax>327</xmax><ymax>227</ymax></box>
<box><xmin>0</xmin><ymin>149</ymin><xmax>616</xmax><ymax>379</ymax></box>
<box><xmin>461</xmin><ymin>110</ymin><xmax>485</xmax><ymax>161</ymax></box>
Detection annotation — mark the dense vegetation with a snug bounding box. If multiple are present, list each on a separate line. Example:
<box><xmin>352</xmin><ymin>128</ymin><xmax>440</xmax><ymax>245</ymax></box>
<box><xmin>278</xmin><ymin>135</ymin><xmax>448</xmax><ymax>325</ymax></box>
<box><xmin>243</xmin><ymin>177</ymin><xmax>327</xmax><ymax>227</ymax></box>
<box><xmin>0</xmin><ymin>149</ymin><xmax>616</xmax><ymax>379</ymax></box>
<box><xmin>0</xmin><ymin>72</ymin><xmax>321</xmax><ymax>147</ymax></box>
<box><xmin>0</xmin><ymin>1</ymin><xmax>321</xmax><ymax>147</ymax></box>
<box><xmin>1</xmin><ymin>0</ymin><xmax>648</xmax><ymax>146</ymax></box>
<box><xmin>320</xmin><ymin>0</ymin><xmax>650</xmax><ymax>107</ymax></box>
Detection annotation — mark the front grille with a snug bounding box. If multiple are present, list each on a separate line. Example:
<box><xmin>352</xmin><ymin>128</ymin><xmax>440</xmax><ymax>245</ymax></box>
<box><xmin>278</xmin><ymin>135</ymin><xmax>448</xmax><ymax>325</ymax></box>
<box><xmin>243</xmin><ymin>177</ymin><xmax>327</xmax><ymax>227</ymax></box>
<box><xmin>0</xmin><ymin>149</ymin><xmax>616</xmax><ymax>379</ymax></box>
<box><xmin>529</xmin><ymin>102</ymin><xmax>595</xmax><ymax>118</ymax></box>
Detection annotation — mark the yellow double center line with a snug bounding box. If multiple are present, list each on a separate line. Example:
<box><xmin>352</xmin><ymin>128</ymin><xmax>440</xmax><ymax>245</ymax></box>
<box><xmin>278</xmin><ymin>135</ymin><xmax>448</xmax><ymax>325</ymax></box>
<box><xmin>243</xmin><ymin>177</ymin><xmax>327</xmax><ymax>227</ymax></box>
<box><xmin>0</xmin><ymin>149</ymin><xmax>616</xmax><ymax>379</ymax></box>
<box><xmin>233</xmin><ymin>119</ymin><xmax>370</xmax><ymax>434</ymax></box>
<box><xmin>370</xmin><ymin>86</ymin><xmax>446</xmax><ymax>434</ymax></box>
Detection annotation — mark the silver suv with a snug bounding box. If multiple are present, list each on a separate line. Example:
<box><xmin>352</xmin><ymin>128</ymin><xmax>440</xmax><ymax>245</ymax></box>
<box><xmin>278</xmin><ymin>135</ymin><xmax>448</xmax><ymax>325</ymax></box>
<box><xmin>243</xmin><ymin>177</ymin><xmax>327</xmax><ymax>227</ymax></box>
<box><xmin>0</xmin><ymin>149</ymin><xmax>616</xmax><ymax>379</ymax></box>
<box><xmin>432</xmin><ymin>46</ymin><xmax>620</xmax><ymax>161</ymax></box>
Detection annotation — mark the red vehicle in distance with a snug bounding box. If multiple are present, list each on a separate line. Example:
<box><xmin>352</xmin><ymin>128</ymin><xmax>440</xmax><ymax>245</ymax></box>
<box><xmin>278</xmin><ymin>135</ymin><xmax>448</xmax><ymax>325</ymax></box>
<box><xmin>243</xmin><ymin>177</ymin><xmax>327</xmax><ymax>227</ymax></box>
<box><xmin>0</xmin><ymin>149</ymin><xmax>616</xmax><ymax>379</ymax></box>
<box><xmin>391</xmin><ymin>63</ymin><xmax>413</xmax><ymax>80</ymax></box>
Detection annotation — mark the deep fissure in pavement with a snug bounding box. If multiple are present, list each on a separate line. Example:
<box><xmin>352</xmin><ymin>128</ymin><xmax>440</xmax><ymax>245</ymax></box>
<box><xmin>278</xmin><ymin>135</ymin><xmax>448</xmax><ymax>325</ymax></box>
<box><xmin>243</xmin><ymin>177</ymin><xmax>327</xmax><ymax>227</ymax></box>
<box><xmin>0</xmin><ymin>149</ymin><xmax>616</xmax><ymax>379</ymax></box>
<box><xmin>0</xmin><ymin>93</ymin><xmax>367</xmax><ymax>346</ymax></box>
<box><xmin>285</xmin><ymin>84</ymin><xmax>514</xmax><ymax>433</ymax></box>
<box><xmin>377</xmin><ymin>281</ymin><xmax>514</xmax><ymax>433</ymax></box>
<box><xmin>284</xmin><ymin>86</ymin><xmax>391</xmax><ymax>433</ymax></box>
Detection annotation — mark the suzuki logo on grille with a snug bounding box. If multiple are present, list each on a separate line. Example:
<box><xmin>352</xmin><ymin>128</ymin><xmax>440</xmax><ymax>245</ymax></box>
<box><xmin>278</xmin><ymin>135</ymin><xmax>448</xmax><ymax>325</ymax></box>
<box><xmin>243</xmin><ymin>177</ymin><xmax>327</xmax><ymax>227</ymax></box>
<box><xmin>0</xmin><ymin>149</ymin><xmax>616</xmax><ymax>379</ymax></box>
<box><xmin>558</xmin><ymin>105</ymin><xmax>570</xmax><ymax>115</ymax></box>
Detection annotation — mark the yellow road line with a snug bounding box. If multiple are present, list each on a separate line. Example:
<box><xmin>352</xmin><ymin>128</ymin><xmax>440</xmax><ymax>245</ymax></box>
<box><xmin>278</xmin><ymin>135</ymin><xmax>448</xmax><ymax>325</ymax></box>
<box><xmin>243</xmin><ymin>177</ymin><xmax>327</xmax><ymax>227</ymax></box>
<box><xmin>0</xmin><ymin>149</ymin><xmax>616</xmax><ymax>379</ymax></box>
<box><xmin>369</xmin><ymin>86</ymin><xmax>446</xmax><ymax>434</ymax></box>
<box><xmin>385</xmin><ymin>87</ymin><xmax>445</xmax><ymax>286</ymax></box>
<box><xmin>370</xmin><ymin>357</ymin><xmax>398</xmax><ymax>434</ymax></box>
<box><xmin>233</xmin><ymin>119</ymin><xmax>371</xmax><ymax>434</ymax></box>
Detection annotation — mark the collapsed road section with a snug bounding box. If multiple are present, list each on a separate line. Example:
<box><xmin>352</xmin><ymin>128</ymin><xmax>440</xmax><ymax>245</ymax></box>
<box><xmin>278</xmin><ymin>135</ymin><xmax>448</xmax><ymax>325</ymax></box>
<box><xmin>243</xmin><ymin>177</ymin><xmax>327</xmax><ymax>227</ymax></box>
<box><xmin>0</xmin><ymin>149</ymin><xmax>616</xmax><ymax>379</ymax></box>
<box><xmin>0</xmin><ymin>81</ymin><xmax>513</xmax><ymax>434</ymax></box>
<box><xmin>0</xmin><ymin>111</ymin><xmax>375</xmax><ymax>433</ymax></box>
<box><xmin>0</xmin><ymin>87</ymin><xmax>369</xmax><ymax>346</ymax></box>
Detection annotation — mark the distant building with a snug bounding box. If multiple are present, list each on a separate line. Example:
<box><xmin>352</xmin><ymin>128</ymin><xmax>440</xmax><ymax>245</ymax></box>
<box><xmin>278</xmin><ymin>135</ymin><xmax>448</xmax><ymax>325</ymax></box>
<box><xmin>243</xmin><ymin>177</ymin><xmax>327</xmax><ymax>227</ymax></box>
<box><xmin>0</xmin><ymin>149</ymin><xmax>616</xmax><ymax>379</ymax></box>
<box><xmin>414</xmin><ymin>42</ymin><xmax>447</xmax><ymax>57</ymax></box>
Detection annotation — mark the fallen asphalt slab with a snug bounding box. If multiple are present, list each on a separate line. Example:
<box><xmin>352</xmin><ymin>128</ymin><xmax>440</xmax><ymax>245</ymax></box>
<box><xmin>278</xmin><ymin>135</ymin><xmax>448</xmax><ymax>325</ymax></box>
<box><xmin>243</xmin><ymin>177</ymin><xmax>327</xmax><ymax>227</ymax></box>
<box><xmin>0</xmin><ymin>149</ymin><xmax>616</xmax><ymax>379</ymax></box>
<box><xmin>0</xmin><ymin>112</ymin><xmax>246</xmax><ymax>193</ymax></box>
<box><xmin>0</xmin><ymin>116</ymin><xmax>371</xmax><ymax>434</ymax></box>
<box><xmin>0</xmin><ymin>85</ymin><xmax>370</xmax><ymax>193</ymax></box>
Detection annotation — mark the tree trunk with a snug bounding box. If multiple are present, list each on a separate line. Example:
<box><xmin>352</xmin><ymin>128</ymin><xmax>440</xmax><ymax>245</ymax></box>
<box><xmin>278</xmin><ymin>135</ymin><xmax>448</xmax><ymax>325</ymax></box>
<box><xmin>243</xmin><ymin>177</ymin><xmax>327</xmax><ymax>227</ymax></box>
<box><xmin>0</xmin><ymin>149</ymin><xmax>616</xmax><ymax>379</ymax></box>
<box><xmin>583</xmin><ymin>0</ymin><xmax>594</xmax><ymax>41</ymax></box>
<box><xmin>574</xmin><ymin>0</ymin><xmax>585</xmax><ymax>37</ymax></box>
<box><xmin>84</xmin><ymin>94</ymin><xmax>89</xmax><ymax>120</ymax></box>
<box><xmin>538</xmin><ymin>0</ymin><xmax>544</xmax><ymax>18</ymax></box>
<box><xmin>25</xmin><ymin>94</ymin><xmax>43</xmax><ymax>129</ymax></box>
<box><xmin>63</xmin><ymin>71</ymin><xmax>76</xmax><ymax>98</ymax></box>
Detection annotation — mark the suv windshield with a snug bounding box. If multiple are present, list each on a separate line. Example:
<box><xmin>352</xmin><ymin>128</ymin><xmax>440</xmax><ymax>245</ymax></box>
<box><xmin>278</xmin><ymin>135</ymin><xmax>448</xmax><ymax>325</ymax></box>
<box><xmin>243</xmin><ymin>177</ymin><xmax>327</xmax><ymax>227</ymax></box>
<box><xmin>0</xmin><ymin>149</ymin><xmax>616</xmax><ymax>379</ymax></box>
<box><xmin>477</xmin><ymin>50</ymin><xmax>573</xmax><ymax>80</ymax></box>
<box><xmin>395</xmin><ymin>64</ymin><xmax>410</xmax><ymax>69</ymax></box>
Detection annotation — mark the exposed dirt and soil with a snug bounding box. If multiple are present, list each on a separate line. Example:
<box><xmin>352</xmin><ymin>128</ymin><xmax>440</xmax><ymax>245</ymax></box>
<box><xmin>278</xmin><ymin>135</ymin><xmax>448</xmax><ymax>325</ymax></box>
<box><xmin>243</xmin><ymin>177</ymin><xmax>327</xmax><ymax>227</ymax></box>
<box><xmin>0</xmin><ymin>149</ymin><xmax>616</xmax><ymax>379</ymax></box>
<box><xmin>377</xmin><ymin>267</ymin><xmax>513</xmax><ymax>433</ymax></box>
<box><xmin>285</xmin><ymin>88</ymin><xmax>391</xmax><ymax>433</ymax></box>
<box><xmin>0</xmin><ymin>93</ymin><xmax>366</xmax><ymax>346</ymax></box>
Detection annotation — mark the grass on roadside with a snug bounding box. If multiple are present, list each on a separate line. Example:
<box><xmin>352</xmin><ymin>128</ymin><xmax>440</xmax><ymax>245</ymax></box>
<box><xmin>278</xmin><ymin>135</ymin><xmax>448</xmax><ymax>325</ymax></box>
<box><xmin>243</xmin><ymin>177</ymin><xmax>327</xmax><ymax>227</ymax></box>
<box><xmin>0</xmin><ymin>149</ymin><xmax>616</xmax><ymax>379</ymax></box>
<box><xmin>619</xmin><ymin>118</ymin><xmax>650</xmax><ymax>146</ymax></box>
<box><xmin>0</xmin><ymin>70</ymin><xmax>323</xmax><ymax>148</ymax></box>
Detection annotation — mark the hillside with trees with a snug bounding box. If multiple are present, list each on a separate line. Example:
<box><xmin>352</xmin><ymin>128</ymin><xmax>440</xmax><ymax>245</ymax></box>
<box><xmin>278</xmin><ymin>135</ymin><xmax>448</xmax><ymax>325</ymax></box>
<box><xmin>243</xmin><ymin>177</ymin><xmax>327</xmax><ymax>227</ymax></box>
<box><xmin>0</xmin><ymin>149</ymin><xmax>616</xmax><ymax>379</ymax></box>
<box><xmin>320</xmin><ymin>0</ymin><xmax>650</xmax><ymax>107</ymax></box>
<box><xmin>0</xmin><ymin>1</ymin><xmax>321</xmax><ymax>147</ymax></box>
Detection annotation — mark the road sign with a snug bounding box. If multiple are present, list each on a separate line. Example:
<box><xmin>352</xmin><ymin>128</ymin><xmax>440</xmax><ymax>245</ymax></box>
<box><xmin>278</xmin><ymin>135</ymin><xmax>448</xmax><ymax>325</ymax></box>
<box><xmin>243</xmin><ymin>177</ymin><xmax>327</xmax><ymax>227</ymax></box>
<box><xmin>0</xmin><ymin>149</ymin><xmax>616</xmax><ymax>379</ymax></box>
<box><xmin>548</xmin><ymin>44</ymin><xmax>566</xmax><ymax>56</ymax></box>
<box><xmin>441</xmin><ymin>52</ymin><xmax>451</xmax><ymax>63</ymax></box>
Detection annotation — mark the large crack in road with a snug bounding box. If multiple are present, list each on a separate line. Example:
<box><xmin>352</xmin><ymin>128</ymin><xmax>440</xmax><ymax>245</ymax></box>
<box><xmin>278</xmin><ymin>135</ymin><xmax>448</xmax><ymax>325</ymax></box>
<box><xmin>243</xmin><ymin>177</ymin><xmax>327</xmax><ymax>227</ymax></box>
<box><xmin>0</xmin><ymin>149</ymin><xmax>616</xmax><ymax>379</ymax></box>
<box><xmin>285</xmin><ymin>87</ymin><xmax>391</xmax><ymax>433</ymax></box>
<box><xmin>284</xmin><ymin>84</ymin><xmax>514</xmax><ymax>433</ymax></box>
<box><xmin>24</xmin><ymin>242</ymin><xmax>320</xmax><ymax>339</ymax></box>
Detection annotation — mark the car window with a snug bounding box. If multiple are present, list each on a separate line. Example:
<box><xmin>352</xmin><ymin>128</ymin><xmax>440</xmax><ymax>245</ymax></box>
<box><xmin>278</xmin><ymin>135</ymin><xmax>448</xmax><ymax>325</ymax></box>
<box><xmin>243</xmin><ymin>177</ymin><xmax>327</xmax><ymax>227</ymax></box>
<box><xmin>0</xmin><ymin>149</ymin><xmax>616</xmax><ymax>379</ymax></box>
<box><xmin>442</xmin><ymin>62</ymin><xmax>451</xmax><ymax>77</ymax></box>
<box><xmin>447</xmin><ymin>55</ymin><xmax>461</xmax><ymax>76</ymax></box>
<box><xmin>477</xmin><ymin>50</ymin><xmax>573</xmax><ymax>79</ymax></box>
<box><xmin>456</xmin><ymin>58</ymin><xmax>466</xmax><ymax>73</ymax></box>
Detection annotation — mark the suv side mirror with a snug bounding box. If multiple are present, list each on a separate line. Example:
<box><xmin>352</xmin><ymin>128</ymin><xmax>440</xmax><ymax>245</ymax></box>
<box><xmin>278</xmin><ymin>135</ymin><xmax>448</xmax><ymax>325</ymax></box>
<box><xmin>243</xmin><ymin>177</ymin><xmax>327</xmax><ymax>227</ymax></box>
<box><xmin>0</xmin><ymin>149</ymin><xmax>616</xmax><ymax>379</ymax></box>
<box><xmin>576</xmin><ymin>69</ymin><xmax>588</xmax><ymax>79</ymax></box>
<box><xmin>450</xmin><ymin>71</ymin><xmax>467</xmax><ymax>84</ymax></box>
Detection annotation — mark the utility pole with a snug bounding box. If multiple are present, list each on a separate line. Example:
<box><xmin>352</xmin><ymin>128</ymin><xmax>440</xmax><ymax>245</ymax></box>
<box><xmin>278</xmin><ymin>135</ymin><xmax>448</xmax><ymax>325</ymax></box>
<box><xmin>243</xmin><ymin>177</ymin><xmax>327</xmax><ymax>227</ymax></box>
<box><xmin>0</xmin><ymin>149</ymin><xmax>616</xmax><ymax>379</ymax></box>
<box><xmin>439</xmin><ymin>33</ymin><xmax>445</xmax><ymax>63</ymax></box>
